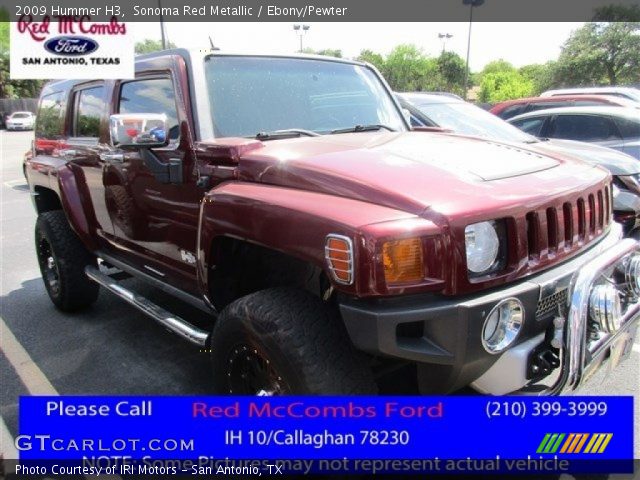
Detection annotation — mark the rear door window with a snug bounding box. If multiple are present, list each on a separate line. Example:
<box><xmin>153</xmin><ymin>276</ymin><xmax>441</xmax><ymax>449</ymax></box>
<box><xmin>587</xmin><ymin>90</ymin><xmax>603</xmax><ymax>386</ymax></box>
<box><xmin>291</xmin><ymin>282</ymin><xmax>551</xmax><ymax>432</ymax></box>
<box><xmin>74</xmin><ymin>86</ymin><xmax>105</xmax><ymax>138</ymax></box>
<box><xmin>615</xmin><ymin>117</ymin><xmax>640</xmax><ymax>139</ymax></box>
<box><xmin>36</xmin><ymin>92</ymin><xmax>65</xmax><ymax>139</ymax></box>
<box><xmin>548</xmin><ymin>115</ymin><xmax>621</xmax><ymax>142</ymax></box>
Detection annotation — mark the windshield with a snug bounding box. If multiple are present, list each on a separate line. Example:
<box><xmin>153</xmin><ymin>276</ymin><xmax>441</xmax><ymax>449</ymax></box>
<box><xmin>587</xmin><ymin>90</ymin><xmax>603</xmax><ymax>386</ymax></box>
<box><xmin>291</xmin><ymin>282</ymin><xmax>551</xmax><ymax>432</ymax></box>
<box><xmin>204</xmin><ymin>56</ymin><xmax>406</xmax><ymax>137</ymax></box>
<box><xmin>414</xmin><ymin>101</ymin><xmax>537</xmax><ymax>143</ymax></box>
<box><xmin>12</xmin><ymin>113</ymin><xmax>31</xmax><ymax>119</ymax></box>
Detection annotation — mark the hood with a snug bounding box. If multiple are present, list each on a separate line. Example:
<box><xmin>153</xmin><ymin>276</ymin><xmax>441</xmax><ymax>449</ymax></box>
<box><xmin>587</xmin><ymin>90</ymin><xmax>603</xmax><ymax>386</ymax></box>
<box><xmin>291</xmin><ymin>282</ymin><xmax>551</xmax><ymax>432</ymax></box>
<box><xmin>236</xmin><ymin>132</ymin><xmax>606</xmax><ymax>218</ymax></box>
<box><xmin>533</xmin><ymin>139</ymin><xmax>640</xmax><ymax>176</ymax></box>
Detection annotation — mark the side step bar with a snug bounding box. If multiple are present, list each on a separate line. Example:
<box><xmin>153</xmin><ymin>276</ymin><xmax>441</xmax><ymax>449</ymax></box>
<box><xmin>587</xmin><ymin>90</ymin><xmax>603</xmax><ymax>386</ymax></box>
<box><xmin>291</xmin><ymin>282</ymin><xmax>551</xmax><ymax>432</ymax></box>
<box><xmin>85</xmin><ymin>266</ymin><xmax>209</xmax><ymax>347</ymax></box>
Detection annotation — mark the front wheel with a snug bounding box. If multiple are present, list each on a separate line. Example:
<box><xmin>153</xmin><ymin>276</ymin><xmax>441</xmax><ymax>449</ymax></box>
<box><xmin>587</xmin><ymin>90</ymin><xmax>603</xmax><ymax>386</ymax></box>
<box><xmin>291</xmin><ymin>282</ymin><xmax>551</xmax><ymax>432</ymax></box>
<box><xmin>210</xmin><ymin>288</ymin><xmax>377</xmax><ymax>395</ymax></box>
<box><xmin>35</xmin><ymin>210</ymin><xmax>99</xmax><ymax>311</ymax></box>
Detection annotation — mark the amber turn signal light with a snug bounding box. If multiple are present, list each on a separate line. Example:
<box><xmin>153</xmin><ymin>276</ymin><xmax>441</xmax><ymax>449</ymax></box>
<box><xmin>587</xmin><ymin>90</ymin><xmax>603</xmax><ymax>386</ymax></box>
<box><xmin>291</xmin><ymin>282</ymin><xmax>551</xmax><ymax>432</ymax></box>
<box><xmin>383</xmin><ymin>238</ymin><xmax>424</xmax><ymax>285</ymax></box>
<box><xmin>325</xmin><ymin>235</ymin><xmax>354</xmax><ymax>285</ymax></box>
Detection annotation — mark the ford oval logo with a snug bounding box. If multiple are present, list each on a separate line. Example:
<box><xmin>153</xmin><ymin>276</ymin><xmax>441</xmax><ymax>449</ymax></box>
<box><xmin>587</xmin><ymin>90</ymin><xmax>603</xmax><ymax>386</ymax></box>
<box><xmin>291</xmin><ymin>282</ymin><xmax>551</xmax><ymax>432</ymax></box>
<box><xmin>44</xmin><ymin>36</ymin><xmax>99</xmax><ymax>56</ymax></box>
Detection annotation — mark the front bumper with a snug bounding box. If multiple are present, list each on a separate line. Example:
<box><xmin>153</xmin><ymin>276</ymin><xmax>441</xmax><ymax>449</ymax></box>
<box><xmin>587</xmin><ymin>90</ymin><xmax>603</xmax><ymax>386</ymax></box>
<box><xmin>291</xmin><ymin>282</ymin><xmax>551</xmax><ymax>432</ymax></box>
<box><xmin>339</xmin><ymin>224</ymin><xmax>640</xmax><ymax>394</ymax></box>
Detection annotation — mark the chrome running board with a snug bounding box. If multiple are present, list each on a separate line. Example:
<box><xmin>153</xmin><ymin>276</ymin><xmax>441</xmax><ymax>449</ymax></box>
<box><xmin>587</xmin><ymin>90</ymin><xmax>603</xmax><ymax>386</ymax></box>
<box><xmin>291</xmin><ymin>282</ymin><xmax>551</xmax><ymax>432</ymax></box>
<box><xmin>85</xmin><ymin>266</ymin><xmax>209</xmax><ymax>346</ymax></box>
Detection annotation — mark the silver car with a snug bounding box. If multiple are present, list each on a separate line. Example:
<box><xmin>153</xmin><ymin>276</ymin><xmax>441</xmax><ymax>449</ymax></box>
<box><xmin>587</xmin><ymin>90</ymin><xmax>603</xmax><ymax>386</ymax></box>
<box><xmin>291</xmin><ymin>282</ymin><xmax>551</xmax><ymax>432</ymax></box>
<box><xmin>507</xmin><ymin>106</ymin><xmax>640</xmax><ymax>160</ymax></box>
<box><xmin>398</xmin><ymin>93</ymin><xmax>640</xmax><ymax>237</ymax></box>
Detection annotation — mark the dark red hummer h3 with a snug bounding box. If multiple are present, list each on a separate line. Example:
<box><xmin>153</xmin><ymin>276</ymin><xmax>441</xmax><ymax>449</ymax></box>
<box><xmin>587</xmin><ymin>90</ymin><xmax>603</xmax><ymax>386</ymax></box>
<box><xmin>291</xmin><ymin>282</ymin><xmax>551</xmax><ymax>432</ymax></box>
<box><xmin>26</xmin><ymin>50</ymin><xmax>640</xmax><ymax>395</ymax></box>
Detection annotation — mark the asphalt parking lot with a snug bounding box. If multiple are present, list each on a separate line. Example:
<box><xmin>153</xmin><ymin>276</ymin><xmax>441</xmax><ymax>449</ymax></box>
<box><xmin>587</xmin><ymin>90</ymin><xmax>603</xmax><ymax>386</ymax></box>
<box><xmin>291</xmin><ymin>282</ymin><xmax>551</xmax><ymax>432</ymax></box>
<box><xmin>1</xmin><ymin>130</ymin><xmax>639</xmax><ymax>460</ymax></box>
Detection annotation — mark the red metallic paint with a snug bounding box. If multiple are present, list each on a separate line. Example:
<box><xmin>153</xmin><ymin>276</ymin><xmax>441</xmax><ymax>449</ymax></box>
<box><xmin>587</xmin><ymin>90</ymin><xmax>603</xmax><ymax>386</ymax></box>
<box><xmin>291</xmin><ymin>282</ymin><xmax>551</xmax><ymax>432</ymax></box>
<box><xmin>27</xmin><ymin>52</ymin><xmax>613</xmax><ymax>303</ymax></box>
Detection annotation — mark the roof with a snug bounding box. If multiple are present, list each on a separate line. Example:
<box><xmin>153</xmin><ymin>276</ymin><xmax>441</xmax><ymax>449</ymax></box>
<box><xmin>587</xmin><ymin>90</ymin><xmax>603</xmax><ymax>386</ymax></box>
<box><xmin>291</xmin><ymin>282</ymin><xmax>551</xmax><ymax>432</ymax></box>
<box><xmin>136</xmin><ymin>48</ymin><xmax>366</xmax><ymax>66</ymax></box>
<box><xmin>540</xmin><ymin>86</ymin><xmax>640</xmax><ymax>101</ymax></box>
<box><xmin>507</xmin><ymin>105</ymin><xmax>640</xmax><ymax>122</ymax></box>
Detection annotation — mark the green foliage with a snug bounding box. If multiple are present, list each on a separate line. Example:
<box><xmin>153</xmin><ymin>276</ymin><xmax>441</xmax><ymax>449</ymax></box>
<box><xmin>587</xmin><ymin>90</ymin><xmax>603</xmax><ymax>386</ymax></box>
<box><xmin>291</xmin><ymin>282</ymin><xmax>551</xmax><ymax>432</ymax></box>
<box><xmin>315</xmin><ymin>49</ymin><xmax>342</xmax><ymax>58</ymax></box>
<box><xmin>519</xmin><ymin>61</ymin><xmax>557</xmax><ymax>96</ymax></box>
<box><xmin>479</xmin><ymin>71</ymin><xmax>534</xmax><ymax>103</ymax></box>
<box><xmin>0</xmin><ymin>7</ymin><xmax>8</xmax><ymax>54</ymax></box>
<box><xmin>357</xmin><ymin>49</ymin><xmax>385</xmax><ymax>71</ymax></box>
<box><xmin>436</xmin><ymin>51</ymin><xmax>467</xmax><ymax>96</ymax></box>
<box><xmin>0</xmin><ymin>54</ymin><xmax>45</xmax><ymax>99</ymax></box>
<box><xmin>135</xmin><ymin>39</ymin><xmax>176</xmax><ymax>54</ymax></box>
<box><xmin>592</xmin><ymin>4</ymin><xmax>640</xmax><ymax>21</ymax></box>
<box><xmin>479</xmin><ymin>59</ymin><xmax>515</xmax><ymax>78</ymax></box>
<box><xmin>555</xmin><ymin>22</ymin><xmax>640</xmax><ymax>86</ymax></box>
<box><xmin>382</xmin><ymin>44</ymin><xmax>437</xmax><ymax>91</ymax></box>
<box><xmin>355</xmin><ymin>45</ymin><xmax>467</xmax><ymax>94</ymax></box>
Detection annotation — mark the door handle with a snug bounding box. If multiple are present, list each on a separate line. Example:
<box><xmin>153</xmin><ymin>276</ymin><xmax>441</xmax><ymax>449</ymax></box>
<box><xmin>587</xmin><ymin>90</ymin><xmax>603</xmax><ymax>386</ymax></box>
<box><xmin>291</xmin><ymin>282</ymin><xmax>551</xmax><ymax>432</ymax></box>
<box><xmin>99</xmin><ymin>152</ymin><xmax>125</xmax><ymax>163</ymax></box>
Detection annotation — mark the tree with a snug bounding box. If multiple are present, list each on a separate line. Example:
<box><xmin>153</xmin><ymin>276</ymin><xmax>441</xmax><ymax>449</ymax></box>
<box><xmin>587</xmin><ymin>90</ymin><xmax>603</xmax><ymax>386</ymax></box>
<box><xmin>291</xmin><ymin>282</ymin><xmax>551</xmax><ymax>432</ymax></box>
<box><xmin>519</xmin><ymin>61</ymin><xmax>557</xmax><ymax>96</ymax></box>
<box><xmin>316</xmin><ymin>49</ymin><xmax>342</xmax><ymax>58</ymax></box>
<box><xmin>479</xmin><ymin>59</ymin><xmax>515</xmax><ymax>78</ymax></box>
<box><xmin>436</xmin><ymin>51</ymin><xmax>466</xmax><ymax>96</ymax></box>
<box><xmin>0</xmin><ymin>7</ymin><xmax>8</xmax><ymax>53</ymax></box>
<box><xmin>382</xmin><ymin>44</ymin><xmax>439</xmax><ymax>92</ymax></box>
<box><xmin>479</xmin><ymin>71</ymin><xmax>534</xmax><ymax>103</ymax></box>
<box><xmin>555</xmin><ymin>21</ymin><xmax>640</xmax><ymax>86</ymax></box>
<box><xmin>357</xmin><ymin>49</ymin><xmax>385</xmax><ymax>72</ymax></box>
<box><xmin>135</xmin><ymin>39</ymin><xmax>176</xmax><ymax>54</ymax></box>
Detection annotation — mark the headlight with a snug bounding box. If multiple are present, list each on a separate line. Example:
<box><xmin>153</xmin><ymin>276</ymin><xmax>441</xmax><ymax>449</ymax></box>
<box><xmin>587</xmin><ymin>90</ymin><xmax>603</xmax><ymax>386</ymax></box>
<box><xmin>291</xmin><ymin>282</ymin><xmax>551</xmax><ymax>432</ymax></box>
<box><xmin>465</xmin><ymin>221</ymin><xmax>500</xmax><ymax>274</ymax></box>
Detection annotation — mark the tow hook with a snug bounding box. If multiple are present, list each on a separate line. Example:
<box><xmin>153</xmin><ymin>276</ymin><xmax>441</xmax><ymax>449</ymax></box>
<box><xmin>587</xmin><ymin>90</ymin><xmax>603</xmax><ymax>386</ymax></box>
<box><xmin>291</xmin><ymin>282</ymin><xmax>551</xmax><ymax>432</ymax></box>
<box><xmin>528</xmin><ymin>343</ymin><xmax>561</xmax><ymax>380</ymax></box>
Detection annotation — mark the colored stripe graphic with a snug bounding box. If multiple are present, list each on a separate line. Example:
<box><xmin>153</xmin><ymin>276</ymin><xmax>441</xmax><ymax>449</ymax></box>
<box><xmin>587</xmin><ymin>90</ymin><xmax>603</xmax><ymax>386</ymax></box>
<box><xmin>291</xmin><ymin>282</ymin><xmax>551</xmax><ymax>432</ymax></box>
<box><xmin>543</xmin><ymin>433</ymin><xmax>613</xmax><ymax>454</ymax></box>
<box><xmin>537</xmin><ymin>433</ymin><xmax>551</xmax><ymax>453</ymax></box>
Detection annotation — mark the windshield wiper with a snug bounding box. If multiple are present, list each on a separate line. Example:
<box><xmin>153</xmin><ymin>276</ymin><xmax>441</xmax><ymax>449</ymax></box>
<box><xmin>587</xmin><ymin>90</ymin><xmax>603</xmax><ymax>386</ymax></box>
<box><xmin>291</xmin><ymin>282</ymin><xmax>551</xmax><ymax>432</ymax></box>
<box><xmin>255</xmin><ymin>129</ymin><xmax>320</xmax><ymax>140</ymax></box>
<box><xmin>330</xmin><ymin>124</ymin><xmax>396</xmax><ymax>134</ymax></box>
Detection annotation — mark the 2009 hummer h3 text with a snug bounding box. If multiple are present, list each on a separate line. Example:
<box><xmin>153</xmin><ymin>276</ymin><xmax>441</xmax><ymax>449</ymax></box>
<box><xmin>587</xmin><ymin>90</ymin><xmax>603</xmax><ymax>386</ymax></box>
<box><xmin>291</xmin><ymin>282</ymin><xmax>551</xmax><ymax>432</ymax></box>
<box><xmin>26</xmin><ymin>50</ymin><xmax>640</xmax><ymax>395</ymax></box>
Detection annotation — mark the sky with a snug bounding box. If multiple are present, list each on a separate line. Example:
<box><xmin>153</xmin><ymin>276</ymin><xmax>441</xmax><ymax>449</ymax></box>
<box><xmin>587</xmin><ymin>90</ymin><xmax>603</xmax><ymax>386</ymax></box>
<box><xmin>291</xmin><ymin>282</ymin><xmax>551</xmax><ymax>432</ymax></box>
<box><xmin>130</xmin><ymin>22</ymin><xmax>585</xmax><ymax>71</ymax></box>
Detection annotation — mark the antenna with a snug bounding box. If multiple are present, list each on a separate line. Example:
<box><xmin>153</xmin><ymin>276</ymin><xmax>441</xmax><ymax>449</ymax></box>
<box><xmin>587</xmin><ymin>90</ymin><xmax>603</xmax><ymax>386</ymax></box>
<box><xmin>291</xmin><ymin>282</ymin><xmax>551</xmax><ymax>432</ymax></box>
<box><xmin>208</xmin><ymin>36</ymin><xmax>220</xmax><ymax>51</ymax></box>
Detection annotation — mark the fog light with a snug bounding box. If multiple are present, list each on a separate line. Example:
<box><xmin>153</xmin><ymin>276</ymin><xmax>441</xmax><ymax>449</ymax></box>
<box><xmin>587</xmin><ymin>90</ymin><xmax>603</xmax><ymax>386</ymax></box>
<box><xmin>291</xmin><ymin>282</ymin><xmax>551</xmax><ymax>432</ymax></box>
<box><xmin>589</xmin><ymin>284</ymin><xmax>622</xmax><ymax>334</ymax></box>
<box><xmin>482</xmin><ymin>298</ymin><xmax>524</xmax><ymax>354</ymax></box>
<box><xmin>624</xmin><ymin>254</ymin><xmax>640</xmax><ymax>298</ymax></box>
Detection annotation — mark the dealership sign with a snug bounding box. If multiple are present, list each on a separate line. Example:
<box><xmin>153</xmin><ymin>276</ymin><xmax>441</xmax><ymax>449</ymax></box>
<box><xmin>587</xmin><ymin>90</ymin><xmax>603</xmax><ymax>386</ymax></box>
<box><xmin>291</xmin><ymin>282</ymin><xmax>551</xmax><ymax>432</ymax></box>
<box><xmin>10</xmin><ymin>15</ymin><xmax>134</xmax><ymax>79</ymax></box>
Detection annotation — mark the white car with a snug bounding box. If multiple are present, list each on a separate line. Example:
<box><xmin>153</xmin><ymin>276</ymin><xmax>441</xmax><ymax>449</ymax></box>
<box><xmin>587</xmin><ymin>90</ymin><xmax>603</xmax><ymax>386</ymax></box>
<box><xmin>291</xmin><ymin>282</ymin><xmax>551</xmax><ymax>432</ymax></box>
<box><xmin>6</xmin><ymin>111</ymin><xmax>35</xmax><ymax>131</ymax></box>
<box><xmin>540</xmin><ymin>87</ymin><xmax>640</xmax><ymax>103</ymax></box>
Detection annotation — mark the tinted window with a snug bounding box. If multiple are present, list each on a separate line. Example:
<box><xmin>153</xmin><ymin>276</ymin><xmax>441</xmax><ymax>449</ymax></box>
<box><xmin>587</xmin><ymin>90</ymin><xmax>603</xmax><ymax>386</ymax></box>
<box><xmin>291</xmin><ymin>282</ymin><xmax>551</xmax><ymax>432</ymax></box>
<box><xmin>75</xmin><ymin>86</ymin><xmax>105</xmax><ymax>138</ymax></box>
<box><xmin>549</xmin><ymin>115</ymin><xmax>621</xmax><ymax>142</ymax></box>
<box><xmin>511</xmin><ymin>117</ymin><xmax>545</xmax><ymax>136</ymax></box>
<box><xmin>36</xmin><ymin>92</ymin><xmax>65</xmax><ymax>139</ymax></box>
<box><xmin>497</xmin><ymin>104</ymin><xmax>525</xmax><ymax>120</ymax></box>
<box><xmin>119</xmin><ymin>78</ymin><xmax>179</xmax><ymax>140</ymax></box>
<box><xmin>12</xmin><ymin>113</ymin><xmax>31</xmax><ymax>118</ymax></box>
<box><xmin>615</xmin><ymin>117</ymin><xmax>640</xmax><ymax>138</ymax></box>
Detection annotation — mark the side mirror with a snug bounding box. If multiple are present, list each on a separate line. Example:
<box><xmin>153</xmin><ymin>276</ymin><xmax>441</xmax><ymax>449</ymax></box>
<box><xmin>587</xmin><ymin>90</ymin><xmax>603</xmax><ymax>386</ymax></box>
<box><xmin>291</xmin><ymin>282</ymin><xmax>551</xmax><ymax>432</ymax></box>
<box><xmin>109</xmin><ymin>113</ymin><xmax>169</xmax><ymax>148</ymax></box>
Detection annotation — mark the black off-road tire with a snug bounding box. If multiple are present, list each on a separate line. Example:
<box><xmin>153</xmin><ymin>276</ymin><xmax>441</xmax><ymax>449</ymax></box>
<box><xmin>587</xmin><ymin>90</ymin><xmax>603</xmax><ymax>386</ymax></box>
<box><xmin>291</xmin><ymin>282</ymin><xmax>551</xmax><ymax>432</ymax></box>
<box><xmin>210</xmin><ymin>288</ymin><xmax>377</xmax><ymax>395</ymax></box>
<box><xmin>35</xmin><ymin>210</ymin><xmax>99</xmax><ymax>312</ymax></box>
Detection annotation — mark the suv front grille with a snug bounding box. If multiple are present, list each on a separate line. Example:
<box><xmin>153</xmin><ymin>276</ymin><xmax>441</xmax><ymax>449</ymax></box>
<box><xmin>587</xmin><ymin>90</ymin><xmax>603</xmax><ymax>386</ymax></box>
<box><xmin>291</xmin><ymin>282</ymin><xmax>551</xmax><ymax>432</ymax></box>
<box><xmin>526</xmin><ymin>185</ymin><xmax>611</xmax><ymax>262</ymax></box>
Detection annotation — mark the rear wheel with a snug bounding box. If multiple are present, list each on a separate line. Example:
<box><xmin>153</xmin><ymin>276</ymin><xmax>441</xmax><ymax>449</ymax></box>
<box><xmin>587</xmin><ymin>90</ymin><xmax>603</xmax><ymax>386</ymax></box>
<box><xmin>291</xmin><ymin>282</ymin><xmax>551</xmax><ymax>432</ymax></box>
<box><xmin>35</xmin><ymin>210</ymin><xmax>99</xmax><ymax>311</ymax></box>
<box><xmin>210</xmin><ymin>288</ymin><xmax>376</xmax><ymax>395</ymax></box>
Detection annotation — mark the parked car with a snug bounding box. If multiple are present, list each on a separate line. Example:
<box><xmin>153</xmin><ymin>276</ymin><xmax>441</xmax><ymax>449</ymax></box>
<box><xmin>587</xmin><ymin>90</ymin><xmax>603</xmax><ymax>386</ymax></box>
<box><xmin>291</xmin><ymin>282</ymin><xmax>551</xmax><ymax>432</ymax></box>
<box><xmin>6</xmin><ymin>111</ymin><xmax>35</xmax><ymax>130</ymax></box>
<box><xmin>540</xmin><ymin>87</ymin><xmax>640</xmax><ymax>103</ymax></box>
<box><xmin>25</xmin><ymin>50</ymin><xmax>640</xmax><ymax>396</ymax></box>
<box><xmin>507</xmin><ymin>106</ymin><xmax>640</xmax><ymax>160</ymax></box>
<box><xmin>399</xmin><ymin>93</ymin><xmax>640</xmax><ymax>237</ymax></box>
<box><xmin>490</xmin><ymin>94</ymin><xmax>637</xmax><ymax>120</ymax></box>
